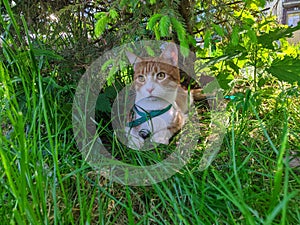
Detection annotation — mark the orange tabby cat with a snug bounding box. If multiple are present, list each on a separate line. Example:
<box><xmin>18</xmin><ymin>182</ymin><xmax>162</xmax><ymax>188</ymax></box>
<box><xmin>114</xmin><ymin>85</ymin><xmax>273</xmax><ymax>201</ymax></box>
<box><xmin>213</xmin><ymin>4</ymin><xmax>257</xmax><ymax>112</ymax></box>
<box><xmin>125</xmin><ymin>43</ymin><xmax>193</xmax><ymax>150</ymax></box>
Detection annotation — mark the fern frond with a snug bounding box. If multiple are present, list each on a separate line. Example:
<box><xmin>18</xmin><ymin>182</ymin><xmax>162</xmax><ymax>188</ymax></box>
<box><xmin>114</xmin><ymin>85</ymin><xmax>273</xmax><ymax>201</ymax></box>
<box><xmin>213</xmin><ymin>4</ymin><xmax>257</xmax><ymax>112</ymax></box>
<box><xmin>95</xmin><ymin>15</ymin><xmax>109</xmax><ymax>37</ymax></box>
<box><xmin>204</xmin><ymin>29</ymin><xmax>212</xmax><ymax>48</ymax></box>
<box><xmin>153</xmin><ymin>24</ymin><xmax>161</xmax><ymax>40</ymax></box>
<box><xmin>147</xmin><ymin>14</ymin><xmax>163</xmax><ymax>30</ymax></box>
<box><xmin>159</xmin><ymin>15</ymin><xmax>171</xmax><ymax>37</ymax></box>
<box><xmin>180</xmin><ymin>38</ymin><xmax>190</xmax><ymax>57</ymax></box>
<box><xmin>170</xmin><ymin>17</ymin><xmax>186</xmax><ymax>41</ymax></box>
<box><xmin>109</xmin><ymin>9</ymin><xmax>119</xmax><ymax>20</ymax></box>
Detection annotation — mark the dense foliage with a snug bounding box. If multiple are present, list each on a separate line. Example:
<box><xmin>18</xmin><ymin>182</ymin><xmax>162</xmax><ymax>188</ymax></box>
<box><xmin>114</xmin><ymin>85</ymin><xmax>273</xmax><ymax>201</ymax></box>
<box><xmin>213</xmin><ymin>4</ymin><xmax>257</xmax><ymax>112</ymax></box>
<box><xmin>2</xmin><ymin>0</ymin><xmax>300</xmax><ymax>88</ymax></box>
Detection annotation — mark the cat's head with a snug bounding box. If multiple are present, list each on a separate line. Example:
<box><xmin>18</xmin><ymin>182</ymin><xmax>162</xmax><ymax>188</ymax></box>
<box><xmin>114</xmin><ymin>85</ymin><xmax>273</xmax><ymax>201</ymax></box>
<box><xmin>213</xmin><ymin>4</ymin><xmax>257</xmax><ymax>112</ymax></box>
<box><xmin>126</xmin><ymin>43</ymin><xmax>180</xmax><ymax>103</ymax></box>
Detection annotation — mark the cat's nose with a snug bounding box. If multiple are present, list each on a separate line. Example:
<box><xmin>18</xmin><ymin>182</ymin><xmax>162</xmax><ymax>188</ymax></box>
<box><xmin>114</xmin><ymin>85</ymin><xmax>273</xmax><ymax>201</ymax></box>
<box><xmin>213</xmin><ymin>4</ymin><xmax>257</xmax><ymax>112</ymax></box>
<box><xmin>146</xmin><ymin>87</ymin><xmax>154</xmax><ymax>94</ymax></box>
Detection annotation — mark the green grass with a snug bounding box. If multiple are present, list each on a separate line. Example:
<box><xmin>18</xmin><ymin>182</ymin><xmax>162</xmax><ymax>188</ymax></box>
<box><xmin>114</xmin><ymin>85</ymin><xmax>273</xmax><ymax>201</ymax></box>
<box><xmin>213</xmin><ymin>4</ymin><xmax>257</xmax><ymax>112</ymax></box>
<box><xmin>1</xmin><ymin>2</ymin><xmax>300</xmax><ymax>224</ymax></box>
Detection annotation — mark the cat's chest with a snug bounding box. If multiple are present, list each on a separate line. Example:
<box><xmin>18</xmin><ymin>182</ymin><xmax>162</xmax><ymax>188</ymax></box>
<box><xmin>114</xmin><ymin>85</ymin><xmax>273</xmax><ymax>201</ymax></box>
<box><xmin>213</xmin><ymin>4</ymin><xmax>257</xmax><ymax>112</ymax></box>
<box><xmin>129</xmin><ymin>99</ymin><xmax>177</xmax><ymax>130</ymax></box>
<box><xmin>136</xmin><ymin>107</ymin><xmax>175</xmax><ymax>127</ymax></box>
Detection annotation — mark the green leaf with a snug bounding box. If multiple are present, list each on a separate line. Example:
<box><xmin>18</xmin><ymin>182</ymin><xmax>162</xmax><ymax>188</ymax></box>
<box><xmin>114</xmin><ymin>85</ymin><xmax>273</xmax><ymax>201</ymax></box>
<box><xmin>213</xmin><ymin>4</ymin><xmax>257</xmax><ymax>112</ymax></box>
<box><xmin>212</xmin><ymin>24</ymin><xmax>224</xmax><ymax>36</ymax></box>
<box><xmin>145</xmin><ymin>46</ymin><xmax>155</xmax><ymax>56</ymax></box>
<box><xmin>107</xmin><ymin>65</ymin><xmax>119</xmax><ymax>85</ymax></box>
<box><xmin>170</xmin><ymin>17</ymin><xmax>186</xmax><ymax>41</ymax></box>
<box><xmin>187</xmin><ymin>34</ymin><xmax>196</xmax><ymax>46</ymax></box>
<box><xmin>266</xmin><ymin>57</ymin><xmax>300</xmax><ymax>84</ymax></box>
<box><xmin>153</xmin><ymin>25</ymin><xmax>161</xmax><ymax>40</ymax></box>
<box><xmin>32</xmin><ymin>48</ymin><xmax>63</xmax><ymax>60</ymax></box>
<box><xmin>147</xmin><ymin>14</ymin><xmax>163</xmax><ymax>30</ymax></box>
<box><xmin>96</xmin><ymin>94</ymin><xmax>111</xmax><ymax>113</ymax></box>
<box><xmin>119</xmin><ymin>60</ymin><xmax>128</xmax><ymax>72</ymax></box>
<box><xmin>204</xmin><ymin>30</ymin><xmax>212</xmax><ymax>48</ymax></box>
<box><xmin>231</xmin><ymin>26</ymin><xmax>240</xmax><ymax>46</ymax></box>
<box><xmin>180</xmin><ymin>40</ymin><xmax>190</xmax><ymax>57</ymax></box>
<box><xmin>95</xmin><ymin>16</ymin><xmax>108</xmax><ymax>37</ymax></box>
<box><xmin>226</xmin><ymin>61</ymin><xmax>240</xmax><ymax>74</ymax></box>
<box><xmin>109</xmin><ymin>9</ymin><xmax>119</xmax><ymax>20</ymax></box>
<box><xmin>101</xmin><ymin>59</ymin><xmax>114</xmax><ymax>71</ymax></box>
<box><xmin>250</xmin><ymin>0</ymin><xmax>266</xmax><ymax>8</ymax></box>
<box><xmin>258</xmin><ymin>23</ymin><xmax>300</xmax><ymax>49</ymax></box>
<box><xmin>103</xmin><ymin>85</ymin><xmax>121</xmax><ymax>100</ymax></box>
<box><xmin>95</xmin><ymin>12</ymin><xmax>107</xmax><ymax>20</ymax></box>
<box><xmin>159</xmin><ymin>15</ymin><xmax>171</xmax><ymax>37</ymax></box>
<box><xmin>246</xmin><ymin>28</ymin><xmax>257</xmax><ymax>44</ymax></box>
<box><xmin>216</xmin><ymin>72</ymin><xmax>234</xmax><ymax>90</ymax></box>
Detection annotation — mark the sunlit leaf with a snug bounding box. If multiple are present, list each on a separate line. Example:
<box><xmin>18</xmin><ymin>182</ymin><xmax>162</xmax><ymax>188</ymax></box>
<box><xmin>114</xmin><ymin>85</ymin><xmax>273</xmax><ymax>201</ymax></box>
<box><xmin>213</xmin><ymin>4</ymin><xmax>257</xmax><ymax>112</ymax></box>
<box><xmin>101</xmin><ymin>59</ymin><xmax>114</xmax><ymax>71</ymax></box>
<box><xmin>212</xmin><ymin>24</ymin><xmax>224</xmax><ymax>36</ymax></box>
<box><xmin>95</xmin><ymin>12</ymin><xmax>106</xmax><ymax>20</ymax></box>
<box><xmin>216</xmin><ymin>72</ymin><xmax>234</xmax><ymax>90</ymax></box>
<box><xmin>258</xmin><ymin>24</ymin><xmax>300</xmax><ymax>49</ymax></box>
<box><xmin>147</xmin><ymin>14</ymin><xmax>162</xmax><ymax>30</ymax></box>
<box><xmin>170</xmin><ymin>17</ymin><xmax>186</xmax><ymax>41</ymax></box>
<box><xmin>204</xmin><ymin>30</ymin><xmax>212</xmax><ymax>48</ymax></box>
<box><xmin>159</xmin><ymin>15</ymin><xmax>171</xmax><ymax>37</ymax></box>
<box><xmin>180</xmin><ymin>40</ymin><xmax>189</xmax><ymax>57</ymax></box>
<box><xmin>145</xmin><ymin>46</ymin><xmax>155</xmax><ymax>56</ymax></box>
<box><xmin>109</xmin><ymin>9</ymin><xmax>119</xmax><ymax>20</ymax></box>
<box><xmin>267</xmin><ymin>57</ymin><xmax>300</xmax><ymax>84</ymax></box>
<box><xmin>246</xmin><ymin>29</ymin><xmax>257</xmax><ymax>44</ymax></box>
<box><xmin>95</xmin><ymin>16</ymin><xmax>108</xmax><ymax>37</ymax></box>
<box><xmin>231</xmin><ymin>26</ymin><xmax>239</xmax><ymax>46</ymax></box>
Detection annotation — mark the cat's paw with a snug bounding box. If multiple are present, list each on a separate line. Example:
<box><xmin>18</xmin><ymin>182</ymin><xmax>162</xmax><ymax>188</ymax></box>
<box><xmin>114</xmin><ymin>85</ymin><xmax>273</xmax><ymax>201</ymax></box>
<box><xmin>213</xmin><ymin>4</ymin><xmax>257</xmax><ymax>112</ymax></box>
<box><xmin>127</xmin><ymin>135</ymin><xmax>144</xmax><ymax>150</ymax></box>
<box><xmin>150</xmin><ymin>130</ymin><xmax>171</xmax><ymax>145</ymax></box>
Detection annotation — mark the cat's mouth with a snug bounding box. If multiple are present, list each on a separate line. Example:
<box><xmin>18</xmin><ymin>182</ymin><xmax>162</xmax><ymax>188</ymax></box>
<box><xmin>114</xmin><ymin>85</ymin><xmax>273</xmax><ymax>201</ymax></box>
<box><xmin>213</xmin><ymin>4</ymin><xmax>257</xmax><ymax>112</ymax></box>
<box><xmin>146</xmin><ymin>96</ymin><xmax>158</xmax><ymax>101</ymax></box>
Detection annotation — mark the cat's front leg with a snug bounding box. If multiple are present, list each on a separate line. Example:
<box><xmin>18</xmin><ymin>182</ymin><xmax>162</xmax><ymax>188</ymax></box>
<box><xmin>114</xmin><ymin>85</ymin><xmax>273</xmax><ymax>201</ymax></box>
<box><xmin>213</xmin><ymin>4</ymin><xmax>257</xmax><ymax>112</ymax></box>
<box><xmin>150</xmin><ymin>119</ymin><xmax>172</xmax><ymax>145</ymax></box>
<box><xmin>125</xmin><ymin>127</ymin><xmax>144</xmax><ymax>150</ymax></box>
<box><xmin>146</xmin><ymin>117</ymin><xmax>172</xmax><ymax>145</ymax></box>
<box><xmin>150</xmin><ymin>128</ymin><xmax>172</xmax><ymax>145</ymax></box>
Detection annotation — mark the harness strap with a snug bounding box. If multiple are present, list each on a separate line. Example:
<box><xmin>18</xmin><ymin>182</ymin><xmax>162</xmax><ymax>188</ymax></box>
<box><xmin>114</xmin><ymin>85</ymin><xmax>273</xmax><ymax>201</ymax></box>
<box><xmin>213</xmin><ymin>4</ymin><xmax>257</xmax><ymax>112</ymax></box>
<box><xmin>126</xmin><ymin>104</ymin><xmax>172</xmax><ymax>128</ymax></box>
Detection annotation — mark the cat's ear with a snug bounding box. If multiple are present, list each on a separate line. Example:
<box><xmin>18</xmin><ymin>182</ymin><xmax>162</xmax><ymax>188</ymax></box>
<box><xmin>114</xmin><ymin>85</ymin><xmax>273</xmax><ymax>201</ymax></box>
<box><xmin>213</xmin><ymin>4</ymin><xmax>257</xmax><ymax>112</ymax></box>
<box><xmin>160</xmin><ymin>43</ymin><xmax>178</xmax><ymax>66</ymax></box>
<box><xmin>126</xmin><ymin>51</ymin><xmax>142</xmax><ymax>65</ymax></box>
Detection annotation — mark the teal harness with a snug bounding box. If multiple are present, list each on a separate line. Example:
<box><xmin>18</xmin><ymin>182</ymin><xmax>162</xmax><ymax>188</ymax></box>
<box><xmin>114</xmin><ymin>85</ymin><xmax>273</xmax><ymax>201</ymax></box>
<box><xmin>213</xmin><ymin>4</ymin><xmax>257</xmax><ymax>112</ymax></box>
<box><xmin>127</xmin><ymin>104</ymin><xmax>172</xmax><ymax>128</ymax></box>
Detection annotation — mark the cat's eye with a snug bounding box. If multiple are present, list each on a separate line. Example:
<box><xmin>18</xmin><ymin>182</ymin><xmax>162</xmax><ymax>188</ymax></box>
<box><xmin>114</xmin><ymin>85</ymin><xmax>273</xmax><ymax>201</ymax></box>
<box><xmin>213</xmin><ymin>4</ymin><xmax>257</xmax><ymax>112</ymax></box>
<box><xmin>156</xmin><ymin>72</ymin><xmax>166</xmax><ymax>80</ymax></box>
<box><xmin>137</xmin><ymin>75</ymin><xmax>145</xmax><ymax>82</ymax></box>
